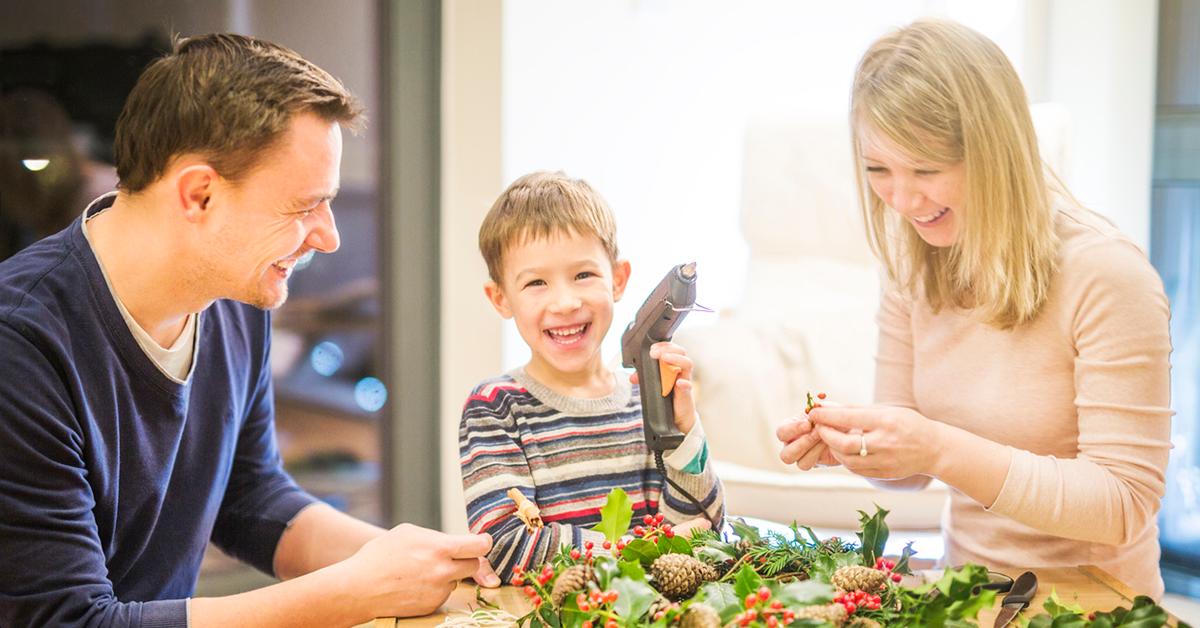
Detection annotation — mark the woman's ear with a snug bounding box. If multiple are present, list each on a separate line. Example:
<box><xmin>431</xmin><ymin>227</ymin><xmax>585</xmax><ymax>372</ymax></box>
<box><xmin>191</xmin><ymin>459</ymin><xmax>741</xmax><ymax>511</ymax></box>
<box><xmin>611</xmin><ymin>259</ymin><xmax>632</xmax><ymax>302</ymax></box>
<box><xmin>483</xmin><ymin>280</ymin><xmax>514</xmax><ymax>319</ymax></box>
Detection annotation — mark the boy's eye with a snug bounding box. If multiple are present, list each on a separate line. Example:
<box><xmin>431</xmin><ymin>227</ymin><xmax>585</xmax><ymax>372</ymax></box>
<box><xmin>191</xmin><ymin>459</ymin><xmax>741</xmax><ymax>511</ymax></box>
<box><xmin>523</xmin><ymin>279</ymin><xmax>546</xmax><ymax>289</ymax></box>
<box><xmin>575</xmin><ymin>271</ymin><xmax>595</xmax><ymax>280</ymax></box>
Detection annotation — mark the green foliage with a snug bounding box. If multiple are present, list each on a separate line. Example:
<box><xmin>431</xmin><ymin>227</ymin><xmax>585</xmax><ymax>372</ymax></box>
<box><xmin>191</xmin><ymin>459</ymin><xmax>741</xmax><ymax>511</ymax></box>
<box><xmin>856</xmin><ymin>506</ymin><xmax>890</xmax><ymax>567</ymax></box>
<box><xmin>620</xmin><ymin>538</ymin><xmax>660</xmax><ymax>566</ymax></box>
<box><xmin>591</xmin><ymin>487</ymin><xmax>633</xmax><ymax>543</ymax></box>
<box><xmin>696</xmin><ymin>581</ymin><xmax>741</xmax><ymax>624</ymax></box>
<box><xmin>611</xmin><ymin>576</ymin><xmax>657</xmax><ymax>622</ymax></box>
<box><xmin>1026</xmin><ymin>593</ymin><xmax>1175</xmax><ymax>628</ymax></box>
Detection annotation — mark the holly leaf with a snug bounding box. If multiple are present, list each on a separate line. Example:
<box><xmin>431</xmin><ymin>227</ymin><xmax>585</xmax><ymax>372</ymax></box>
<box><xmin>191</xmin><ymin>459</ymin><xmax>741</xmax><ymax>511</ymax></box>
<box><xmin>893</xmin><ymin>541</ymin><xmax>917</xmax><ymax>575</ymax></box>
<box><xmin>611</xmin><ymin>576</ymin><xmax>657</xmax><ymax>621</ymax></box>
<box><xmin>593</xmin><ymin>555</ymin><xmax>621</xmax><ymax>589</ymax></box>
<box><xmin>697</xmin><ymin>582</ymin><xmax>741</xmax><ymax>624</ymax></box>
<box><xmin>775</xmin><ymin>580</ymin><xmax>835</xmax><ymax>607</ymax></box>
<box><xmin>620</xmin><ymin>538</ymin><xmax>661</xmax><ymax>566</ymax></box>
<box><xmin>659</xmin><ymin>534</ymin><xmax>693</xmax><ymax>556</ymax></box>
<box><xmin>618</xmin><ymin>559</ymin><xmax>647</xmax><ymax>581</ymax></box>
<box><xmin>733</xmin><ymin>563</ymin><xmax>764</xmax><ymax>600</ymax></box>
<box><xmin>693</xmin><ymin>542</ymin><xmax>736</xmax><ymax>564</ymax></box>
<box><xmin>856</xmin><ymin>505</ymin><xmax>889</xmax><ymax>567</ymax></box>
<box><xmin>590</xmin><ymin>488</ymin><xmax>633</xmax><ymax>544</ymax></box>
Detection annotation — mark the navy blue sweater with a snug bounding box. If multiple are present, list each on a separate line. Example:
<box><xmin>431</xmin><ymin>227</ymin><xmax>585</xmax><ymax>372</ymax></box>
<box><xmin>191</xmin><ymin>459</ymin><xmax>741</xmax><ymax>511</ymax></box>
<box><xmin>0</xmin><ymin>203</ymin><xmax>317</xmax><ymax>627</ymax></box>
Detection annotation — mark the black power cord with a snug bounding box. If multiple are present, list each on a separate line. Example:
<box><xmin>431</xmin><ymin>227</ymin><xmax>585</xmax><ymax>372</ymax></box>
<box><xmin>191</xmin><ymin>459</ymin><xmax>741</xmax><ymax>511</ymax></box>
<box><xmin>654</xmin><ymin>450</ymin><xmax>721</xmax><ymax>530</ymax></box>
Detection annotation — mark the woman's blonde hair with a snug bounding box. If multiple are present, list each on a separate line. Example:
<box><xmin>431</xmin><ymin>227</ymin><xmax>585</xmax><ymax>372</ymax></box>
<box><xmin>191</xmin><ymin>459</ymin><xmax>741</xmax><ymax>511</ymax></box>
<box><xmin>851</xmin><ymin>19</ymin><xmax>1059</xmax><ymax>329</ymax></box>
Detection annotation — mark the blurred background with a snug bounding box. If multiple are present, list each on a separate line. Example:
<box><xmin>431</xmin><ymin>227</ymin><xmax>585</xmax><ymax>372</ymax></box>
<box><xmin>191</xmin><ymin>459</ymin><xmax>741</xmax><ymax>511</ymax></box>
<box><xmin>1</xmin><ymin>0</ymin><xmax>1195</xmax><ymax>616</ymax></box>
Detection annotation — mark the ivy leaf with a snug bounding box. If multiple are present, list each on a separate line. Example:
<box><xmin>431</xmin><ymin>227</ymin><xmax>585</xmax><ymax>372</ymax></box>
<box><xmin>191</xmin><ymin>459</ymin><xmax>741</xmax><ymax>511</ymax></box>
<box><xmin>733</xmin><ymin>563</ymin><xmax>764</xmax><ymax>600</ymax></box>
<box><xmin>590</xmin><ymin>488</ymin><xmax>633</xmax><ymax>544</ymax></box>
<box><xmin>807</xmin><ymin>551</ymin><xmax>861</xmax><ymax>584</ymax></box>
<box><xmin>1042</xmin><ymin>589</ymin><xmax>1086</xmax><ymax>616</ymax></box>
<box><xmin>611</xmin><ymin>576</ymin><xmax>657</xmax><ymax>622</ymax></box>
<box><xmin>775</xmin><ymin>580</ymin><xmax>835</xmax><ymax>607</ymax></box>
<box><xmin>697</xmin><ymin>582</ymin><xmax>741</xmax><ymax>624</ymax></box>
<box><xmin>856</xmin><ymin>505</ymin><xmax>890</xmax><ymax>567</ymax></box>
<box><xmin>620</xmin><ymin>538</ymin><xmax>661</xmax><ymax>566</ymax></box>
<box><xmin>729</xmin><ymin>518</ymin><xmax>762</xmax><ymax>544</ymax></box>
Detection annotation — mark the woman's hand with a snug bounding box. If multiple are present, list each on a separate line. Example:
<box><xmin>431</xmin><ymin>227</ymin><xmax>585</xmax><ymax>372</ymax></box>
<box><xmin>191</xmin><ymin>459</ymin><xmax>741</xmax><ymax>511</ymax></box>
<box><xmin>776</xmin><ymin>416</ymin><xmax>839</xmax><ymax>470</ymax></box>
<box><xmin>629</xmin><ymin>342</ymin><xmax>698</xmax><ymax>434</ymax></box>
<box><xmin>805</xmin><ymin>405</ymin><xmax>938</xmax><ymax>479</ymax></box>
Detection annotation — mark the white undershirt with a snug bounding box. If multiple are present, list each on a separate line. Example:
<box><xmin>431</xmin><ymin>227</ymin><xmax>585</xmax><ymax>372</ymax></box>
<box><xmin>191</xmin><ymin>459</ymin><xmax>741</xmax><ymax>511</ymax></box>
<box><xmin>81</xmin><ymin>195</ymin><xmax>197</xmax><ymax>383</ymax></box>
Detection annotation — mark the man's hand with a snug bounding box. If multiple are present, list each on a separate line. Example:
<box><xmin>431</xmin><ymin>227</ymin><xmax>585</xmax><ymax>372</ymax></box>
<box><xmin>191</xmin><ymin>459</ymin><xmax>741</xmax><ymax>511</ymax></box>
<box><xmin>341</xmin><ymin>524</ymin><xmax>493</xmax><ymax>618</ymax></box>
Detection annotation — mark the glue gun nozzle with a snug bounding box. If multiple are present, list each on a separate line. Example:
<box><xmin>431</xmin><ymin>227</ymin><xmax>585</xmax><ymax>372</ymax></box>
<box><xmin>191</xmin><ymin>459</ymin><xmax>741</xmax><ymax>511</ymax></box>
<box><xmin>680</xmin><ymin>262</ymin><xmax>697</xmax><ymax>279</ymax></box>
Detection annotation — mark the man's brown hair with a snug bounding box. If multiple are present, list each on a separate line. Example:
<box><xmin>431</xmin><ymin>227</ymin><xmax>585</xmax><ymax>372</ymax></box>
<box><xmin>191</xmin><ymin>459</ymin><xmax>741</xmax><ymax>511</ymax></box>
<box><xmin>479</xmin><ymin>171</ymin><xmax>619</xmax><ymax>284</ymax></box>
<box><xmin>113</xmin><ymin>33</ymin><xmax>363</xmax><ymax>193</ymax></box>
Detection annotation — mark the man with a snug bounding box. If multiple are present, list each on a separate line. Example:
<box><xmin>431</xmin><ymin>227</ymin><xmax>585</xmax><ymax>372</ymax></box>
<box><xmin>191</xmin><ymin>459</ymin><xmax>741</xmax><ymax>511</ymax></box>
<box><xmin>0</xmin><ymin>33</ymin><xmax>496</xmax><ymax>627</ymax></box>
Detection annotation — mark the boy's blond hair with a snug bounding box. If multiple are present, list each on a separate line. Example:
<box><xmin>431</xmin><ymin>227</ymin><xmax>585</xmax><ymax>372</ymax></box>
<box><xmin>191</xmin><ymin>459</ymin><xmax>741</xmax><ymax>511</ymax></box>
<box><xmin>479</xmin><ymin>171</ymin><xmax>620</xmax><ymax>283</ymax></box>
<box><xmin>851</xmin><ymin>19</ymin><xmax>1060</xmax><ymax>329</ymax></box>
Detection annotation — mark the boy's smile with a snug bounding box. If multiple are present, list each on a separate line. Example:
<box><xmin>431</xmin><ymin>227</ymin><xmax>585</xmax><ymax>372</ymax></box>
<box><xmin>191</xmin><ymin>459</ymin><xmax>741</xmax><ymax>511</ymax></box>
<box><xmin>485</xmin><ymin>230</ymin><xmax>631</xmax><ymax>396</ymax></box>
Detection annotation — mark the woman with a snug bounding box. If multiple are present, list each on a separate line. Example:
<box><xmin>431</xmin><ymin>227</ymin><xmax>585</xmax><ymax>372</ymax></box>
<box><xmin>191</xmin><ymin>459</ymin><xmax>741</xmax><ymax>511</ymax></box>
<box><xmin>777</xmin><ymin>19</ymin><xmax>1172</xmax><ymax>598</ymax></box>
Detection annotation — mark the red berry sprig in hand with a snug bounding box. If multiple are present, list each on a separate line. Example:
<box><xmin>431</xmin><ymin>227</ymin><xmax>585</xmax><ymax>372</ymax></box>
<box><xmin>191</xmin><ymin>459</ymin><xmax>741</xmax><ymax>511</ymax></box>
<box><xmin>874</xmin><ymin>556</ymin><xmax>903</xmax><ymax>583</ymax></box>
<box><xmin>632</xmin><ymin>512</ymin><xmax>675</xmax><ymax>543</ymax></box>
<box><xmin>805</xmin><ymin>391</ymin><xmax>827</xmax><ymax>414</ymax></box>
<box><xmin>733</xmin><ymin>586</ymin><xmax>798</xmax><ymax>627</ymax></box>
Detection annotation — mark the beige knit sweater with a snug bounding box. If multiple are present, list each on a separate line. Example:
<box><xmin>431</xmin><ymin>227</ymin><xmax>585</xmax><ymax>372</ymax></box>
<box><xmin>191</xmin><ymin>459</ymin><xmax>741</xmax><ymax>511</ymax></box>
<box><xmin>875</xmin><ymin>205</ymin><xmax>1173</xmax><ymax>599</ymax></box>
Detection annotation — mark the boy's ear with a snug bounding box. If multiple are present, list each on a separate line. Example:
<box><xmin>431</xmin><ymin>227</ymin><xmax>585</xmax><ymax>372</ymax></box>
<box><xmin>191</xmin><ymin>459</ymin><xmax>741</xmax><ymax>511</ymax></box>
<box><xmin>611</xmin><ymin>259</ymin><xmax>632</xmax><ymax>302</ymax></box>
<box><xmin>483</xmin><ymin>280</ymin><xmax>514</xmax><ymax>319</ymax></box>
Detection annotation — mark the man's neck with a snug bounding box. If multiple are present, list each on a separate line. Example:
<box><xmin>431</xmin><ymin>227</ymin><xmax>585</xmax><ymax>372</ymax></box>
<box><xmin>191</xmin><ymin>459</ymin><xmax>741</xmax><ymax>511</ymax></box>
<box><xmin>87</xmin><ymin>193</ymin><xmax>208</xmax><ymax>348</ymax></box>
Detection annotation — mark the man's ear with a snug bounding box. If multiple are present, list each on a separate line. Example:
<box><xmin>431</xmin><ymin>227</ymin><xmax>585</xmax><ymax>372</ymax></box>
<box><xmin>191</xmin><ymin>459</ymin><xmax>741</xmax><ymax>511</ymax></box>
<box><xmin>483</xmin><ymin>280</ymin><xmax>514</xmax><ymax>319</ymax></box>
<box><xmin>611</xmin><ymin>259</ymin><xmax>632</xmax><ymax>302</ymax></box>
<box><xmin>175</xmin><ymin>164</ymin><xmax>219</xmax><ymax>223</ymax></box>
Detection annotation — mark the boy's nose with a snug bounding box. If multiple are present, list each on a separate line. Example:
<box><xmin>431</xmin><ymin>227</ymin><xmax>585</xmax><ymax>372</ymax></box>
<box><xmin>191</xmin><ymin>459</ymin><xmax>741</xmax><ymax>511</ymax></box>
<box><xmin>548</xmin><ymin>289</ymin><xmax>582</xmax><ymax>313</ymax></box>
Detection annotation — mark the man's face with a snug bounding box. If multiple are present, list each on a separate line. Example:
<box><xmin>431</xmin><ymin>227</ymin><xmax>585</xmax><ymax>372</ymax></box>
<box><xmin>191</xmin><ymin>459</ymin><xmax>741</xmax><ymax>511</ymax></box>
<box><xmin>206</xmin><ymin>113</ymin><xmax>342</xmax><ymax>309</ymax></box>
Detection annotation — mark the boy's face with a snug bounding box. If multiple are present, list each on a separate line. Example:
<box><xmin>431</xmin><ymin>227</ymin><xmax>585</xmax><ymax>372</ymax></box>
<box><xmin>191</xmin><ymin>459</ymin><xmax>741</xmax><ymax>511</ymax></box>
<box><xmin>485</xmin><ymin>230</ymin><xmax>630</xmax><ymax>383</ymax></box>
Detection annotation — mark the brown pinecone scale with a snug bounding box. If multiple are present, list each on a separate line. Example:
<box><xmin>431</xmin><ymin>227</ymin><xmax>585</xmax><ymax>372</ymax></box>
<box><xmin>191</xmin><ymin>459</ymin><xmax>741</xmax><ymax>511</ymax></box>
<box><xmin>650</xmin><ymin>553</ymin><xmax>718</xmax><ymax>600</ymax></box>
<box><xmin>794</xmin><ymin>603</ymin><xmax>849</xmax><ymax>625</ymax></box>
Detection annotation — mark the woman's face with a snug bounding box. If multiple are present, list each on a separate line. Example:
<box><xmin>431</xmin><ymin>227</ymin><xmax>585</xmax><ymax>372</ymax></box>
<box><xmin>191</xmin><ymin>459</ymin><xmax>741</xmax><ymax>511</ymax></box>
<box><xmin>859</xmin><ymin>125</ymin><xmax>966</xmax><ymax>248</ymax></box>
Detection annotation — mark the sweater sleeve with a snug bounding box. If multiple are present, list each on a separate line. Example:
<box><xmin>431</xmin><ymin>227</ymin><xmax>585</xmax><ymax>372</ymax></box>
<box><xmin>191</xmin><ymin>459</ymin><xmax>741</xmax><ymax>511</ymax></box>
<box><xmin>986</xmin><ymin>240</ymin><xmax>1172</xmax><ymax>545</ymax></box>
<box><xmin>458</xmin><ymin>386</ymin><xmax>602</xmax><ymax>581</ymax></box>
<box><xmin>0</xmin><ymin>323</ymin><xmax>187</xmax><ymax>628</ymax></box>
<box><xmin>209</xmin><ymin>320</ymin><xmax>317</xmax><ymax>575</ymax></box>
<box><xmin>871</xmin><ymin>281</ymin><xmax>934</xmax><ymax>491</ymax></box>
<box><xmin>658</xmin><ymin>419</ymin><xmax>726</xmax><ymax>527</ymax></box>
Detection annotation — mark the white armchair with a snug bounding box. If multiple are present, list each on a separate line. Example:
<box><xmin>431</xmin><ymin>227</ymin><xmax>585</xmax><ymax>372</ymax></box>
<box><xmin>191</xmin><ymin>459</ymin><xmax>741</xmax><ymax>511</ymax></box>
<box><xmin>679</xmin><ymin>104</ymin><xmax>1068</xmax><ymax>532</ymax></box>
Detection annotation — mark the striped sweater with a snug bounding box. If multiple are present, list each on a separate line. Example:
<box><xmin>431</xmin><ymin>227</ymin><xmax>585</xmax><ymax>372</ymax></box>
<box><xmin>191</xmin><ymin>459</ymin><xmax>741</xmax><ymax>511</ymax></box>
<box><xmin>459</xmin><ymin>367</ymin><xmax>725</xmax><ymax>580</ymax></box>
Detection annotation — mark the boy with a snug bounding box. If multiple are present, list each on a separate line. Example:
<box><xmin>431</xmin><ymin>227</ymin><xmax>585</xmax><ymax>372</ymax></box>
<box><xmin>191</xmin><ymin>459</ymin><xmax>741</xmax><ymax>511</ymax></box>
<box><xmin>460</xmin><ymin>171</ymin><xmax>725</xmax><ymax>580</ymax></box>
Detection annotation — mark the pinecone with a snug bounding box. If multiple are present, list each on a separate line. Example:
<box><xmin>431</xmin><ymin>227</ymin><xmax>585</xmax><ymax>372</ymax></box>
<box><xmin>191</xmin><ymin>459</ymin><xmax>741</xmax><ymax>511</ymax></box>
<box><xmin>679</xmin><ymin>603</ymin><xmax>722</xmax><ymax>628</ymax></box>
<box><xmin>847</xmin><ymin>618</ymin><xmax>882</xmax><ymax>628</ymax></box>
<box><xmin>831</xmin><ymin>565</ymin><xmax>887</xmax><ymax>593</ymax></box>
<box><xmin>793</xmin><ymin>603</ymin><xmax>849</xmax><ymax>625</ymax></box>
<box><xmin>650</xmin><ymin>554</ymin><xmax>718</xmax><ymax>600</ymax></box>
<box><xmin>647</xmin><ymin>596</ymin><xmax>673</xmax><ymax>620</ymax></box>
<box><xmin>550</xmin><ymin>564</ymin><xmax>593</xmax><ymax>608</ymax></box>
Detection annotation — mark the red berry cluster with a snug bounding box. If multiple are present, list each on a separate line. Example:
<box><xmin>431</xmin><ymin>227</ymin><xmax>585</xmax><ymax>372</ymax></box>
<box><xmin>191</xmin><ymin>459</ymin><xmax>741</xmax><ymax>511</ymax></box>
<box><xmin>874</xmin><ymin>557</ymin><xmax>903</xmax><ymax>583</ymax></box>
<box><xmin>576</xmin><ymin>589</ymin><xmax>620</xmax><ymax>628</ymax></box>
<box><xmin>632</xmin><ymin>512</ymin><xmax>675</xmax><ymax>543</ymax></box>
<box><xmin>732</xmin><ymin>586</ymin><xmax>797</xmax><ymax>627</ymax></box>
<box><xmin>569</xmin><ymin>540</ymin><xmax>599</xmax><ymax>562</ymax></box>
<box><xmin>833</xmin><ymin>589</ymin><xmax>881</xmax><ymax>615</ymax></box>
<box><xmin>510</xmin><ymin>564</ymin><xmax>556</xmax><ymax>607</ymax></box>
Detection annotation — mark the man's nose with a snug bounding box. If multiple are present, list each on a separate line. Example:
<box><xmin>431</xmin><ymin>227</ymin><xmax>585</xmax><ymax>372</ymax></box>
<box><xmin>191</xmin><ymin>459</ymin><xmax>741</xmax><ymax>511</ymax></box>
<box><xmin>306</xmin><ymin>204</ymin><xmax>340</xmax><ymax>253</ymax></box>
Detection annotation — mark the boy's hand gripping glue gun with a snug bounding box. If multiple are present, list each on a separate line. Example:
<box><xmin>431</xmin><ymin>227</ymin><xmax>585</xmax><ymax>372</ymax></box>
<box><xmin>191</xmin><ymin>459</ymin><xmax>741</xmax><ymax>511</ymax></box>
<box><xmin>621</xmin><ymin>262</ymin><xmax>701</xmax><ymax>452</ymax></box>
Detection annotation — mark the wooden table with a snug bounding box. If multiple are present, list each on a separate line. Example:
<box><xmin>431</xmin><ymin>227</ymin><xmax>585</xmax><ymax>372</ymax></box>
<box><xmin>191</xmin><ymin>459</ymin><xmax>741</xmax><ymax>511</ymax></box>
<box><xmin>370</xmin><ymin>566</ymin><xmax>1178</xmax><ymax>627</ymax></box>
